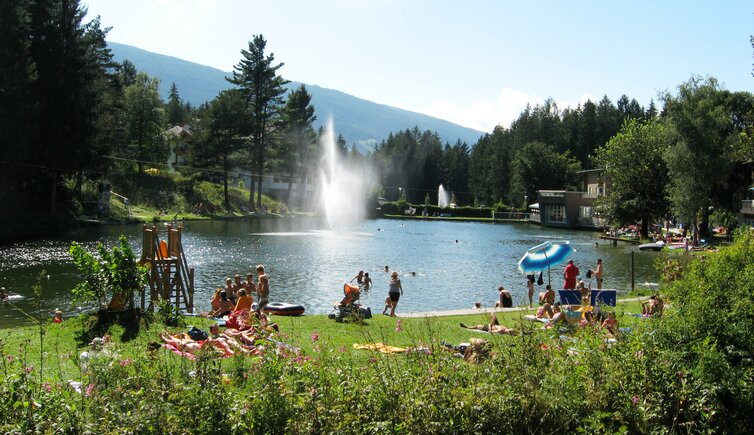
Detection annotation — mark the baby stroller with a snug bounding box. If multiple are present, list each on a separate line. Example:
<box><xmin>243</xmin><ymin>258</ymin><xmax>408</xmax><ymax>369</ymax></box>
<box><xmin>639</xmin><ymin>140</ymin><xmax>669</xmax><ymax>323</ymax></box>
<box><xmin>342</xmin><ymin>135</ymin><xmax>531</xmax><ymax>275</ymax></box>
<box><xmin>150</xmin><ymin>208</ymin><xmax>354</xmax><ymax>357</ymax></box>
<box><xmin>329</xmin><ymin>283</ymin><xmax>372</xmax><ymax>322</ymax></box>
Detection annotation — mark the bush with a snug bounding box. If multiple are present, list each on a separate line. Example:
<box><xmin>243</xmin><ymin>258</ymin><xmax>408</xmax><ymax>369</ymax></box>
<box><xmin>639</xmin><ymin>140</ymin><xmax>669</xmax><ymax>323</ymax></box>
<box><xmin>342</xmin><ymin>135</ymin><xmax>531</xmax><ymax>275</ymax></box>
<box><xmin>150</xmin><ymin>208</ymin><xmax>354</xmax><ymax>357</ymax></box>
<box><xmin>69</xmin><ymin>235</ymin><xmax>147</xmax><ymax>310</ymax></box>
<box><xmin>652</xmin><ymin>229</ymin><xmax>754</xmax><ymax>431</ymax></box>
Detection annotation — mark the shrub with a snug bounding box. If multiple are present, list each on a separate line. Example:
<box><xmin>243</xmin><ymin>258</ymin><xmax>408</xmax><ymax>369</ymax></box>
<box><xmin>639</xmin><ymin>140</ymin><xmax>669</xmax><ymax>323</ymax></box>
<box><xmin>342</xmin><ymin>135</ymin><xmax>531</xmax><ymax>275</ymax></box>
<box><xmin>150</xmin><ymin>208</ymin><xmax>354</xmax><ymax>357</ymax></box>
<box><xmin>69</xmin><ymin>235</ymin><xmax>147</xmax><ymax>310</ymax></box>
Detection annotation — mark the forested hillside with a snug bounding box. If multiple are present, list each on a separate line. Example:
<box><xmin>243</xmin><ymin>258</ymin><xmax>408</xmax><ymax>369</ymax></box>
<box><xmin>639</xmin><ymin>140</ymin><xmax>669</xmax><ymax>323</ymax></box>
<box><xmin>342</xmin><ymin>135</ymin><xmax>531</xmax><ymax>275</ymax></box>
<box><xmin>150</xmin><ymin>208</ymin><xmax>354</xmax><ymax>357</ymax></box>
<box><xmin>108</xmin><ymin>42</ymin><xmax>484</xmax><ymax>150</ymax></box>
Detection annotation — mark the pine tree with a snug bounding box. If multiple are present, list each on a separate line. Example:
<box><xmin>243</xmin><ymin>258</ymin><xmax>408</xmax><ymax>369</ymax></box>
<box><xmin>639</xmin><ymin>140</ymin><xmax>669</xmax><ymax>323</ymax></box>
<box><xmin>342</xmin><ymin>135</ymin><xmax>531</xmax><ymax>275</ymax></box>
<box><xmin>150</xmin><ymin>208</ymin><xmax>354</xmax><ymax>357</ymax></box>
<box><xmin>281</xmin><ymin>84</ymin><xmax>316</xmax><ymax>209</ymax></box>
<box><xmin>166</xmin><ymin>82</ymin><xmax>185</xmax><ymax>126</ymax></box>
<box><xmin>227</xmin><ymin>34</ymin><xmax>289</xmax><ymax>208</ymax></box>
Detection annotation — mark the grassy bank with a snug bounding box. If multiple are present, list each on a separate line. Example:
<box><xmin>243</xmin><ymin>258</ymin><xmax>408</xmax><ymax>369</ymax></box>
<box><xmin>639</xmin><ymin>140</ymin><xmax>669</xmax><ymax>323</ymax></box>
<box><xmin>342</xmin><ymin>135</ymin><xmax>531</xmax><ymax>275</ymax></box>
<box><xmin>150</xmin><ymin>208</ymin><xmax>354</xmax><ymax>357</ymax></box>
<box><xmin>0</xmin><ymin>298</ymin><xmax>673</xmax><ymax>433</ymax></box>
<box><xmin>102</xmin><ymin>171</ymin><xmax>291</xmax><ymax>223</ymax></box>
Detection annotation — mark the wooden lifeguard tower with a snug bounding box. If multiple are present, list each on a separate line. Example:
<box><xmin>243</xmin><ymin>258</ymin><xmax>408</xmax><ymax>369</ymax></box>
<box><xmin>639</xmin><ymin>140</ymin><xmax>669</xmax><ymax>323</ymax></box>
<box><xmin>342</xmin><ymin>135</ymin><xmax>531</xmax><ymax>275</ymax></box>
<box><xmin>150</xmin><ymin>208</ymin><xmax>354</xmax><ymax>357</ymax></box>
<box><xmin>139</xmin><ymin>223</ymin><xmax>195</xmax><ymax>313</ymax></box>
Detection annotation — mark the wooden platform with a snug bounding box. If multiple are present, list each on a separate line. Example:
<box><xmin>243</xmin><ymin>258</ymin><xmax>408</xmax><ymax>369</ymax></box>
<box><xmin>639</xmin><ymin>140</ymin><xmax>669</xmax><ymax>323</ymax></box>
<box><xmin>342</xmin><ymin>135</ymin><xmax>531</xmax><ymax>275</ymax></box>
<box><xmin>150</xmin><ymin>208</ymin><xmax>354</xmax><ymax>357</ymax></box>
<box><xmin>599</xmin><ymin>236</ymin><xmax>640</xmax><ymax>245</ymax></box>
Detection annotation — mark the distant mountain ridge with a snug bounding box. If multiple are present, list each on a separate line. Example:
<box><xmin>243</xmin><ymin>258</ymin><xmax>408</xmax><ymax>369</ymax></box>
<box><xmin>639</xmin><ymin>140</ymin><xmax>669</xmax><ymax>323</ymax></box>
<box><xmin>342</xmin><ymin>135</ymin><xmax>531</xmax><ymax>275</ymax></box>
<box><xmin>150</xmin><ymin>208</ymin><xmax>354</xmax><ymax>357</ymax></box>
<box><xmin>108</xmin><ymin>42</ymin><xmax>483</xmax><ymax>151</ymax></box>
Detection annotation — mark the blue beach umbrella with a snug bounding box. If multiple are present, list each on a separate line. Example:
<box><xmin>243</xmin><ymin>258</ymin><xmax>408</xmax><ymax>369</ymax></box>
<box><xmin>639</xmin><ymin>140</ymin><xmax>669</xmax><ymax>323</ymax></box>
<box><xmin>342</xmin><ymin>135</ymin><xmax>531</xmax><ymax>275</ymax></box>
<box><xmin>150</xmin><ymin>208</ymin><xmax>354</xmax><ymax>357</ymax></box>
<box><xmin>517</xmin><ymin>241</ymin><xmax>575</xmax><ymax>286</ymax></box>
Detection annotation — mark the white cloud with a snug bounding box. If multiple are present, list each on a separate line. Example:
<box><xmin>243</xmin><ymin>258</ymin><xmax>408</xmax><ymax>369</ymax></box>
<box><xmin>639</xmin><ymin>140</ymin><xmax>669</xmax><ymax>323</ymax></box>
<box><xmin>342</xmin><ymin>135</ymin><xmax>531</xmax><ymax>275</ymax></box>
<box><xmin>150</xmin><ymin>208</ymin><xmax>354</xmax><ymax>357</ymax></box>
<box><xmin>420</xmin><ymin>88</ymin><xmax>599</xmax><ymax>133</ymax></box>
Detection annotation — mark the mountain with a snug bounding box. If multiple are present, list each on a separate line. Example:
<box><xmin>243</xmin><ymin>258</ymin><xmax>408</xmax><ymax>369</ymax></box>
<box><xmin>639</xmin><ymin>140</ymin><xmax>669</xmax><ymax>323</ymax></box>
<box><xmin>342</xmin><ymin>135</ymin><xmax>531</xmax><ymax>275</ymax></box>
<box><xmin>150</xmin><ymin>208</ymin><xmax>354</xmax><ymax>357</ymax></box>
<box><xmin>108</xmin><ymin>42</ymin><xmax>484</xmax><ymax>151</ymax></box>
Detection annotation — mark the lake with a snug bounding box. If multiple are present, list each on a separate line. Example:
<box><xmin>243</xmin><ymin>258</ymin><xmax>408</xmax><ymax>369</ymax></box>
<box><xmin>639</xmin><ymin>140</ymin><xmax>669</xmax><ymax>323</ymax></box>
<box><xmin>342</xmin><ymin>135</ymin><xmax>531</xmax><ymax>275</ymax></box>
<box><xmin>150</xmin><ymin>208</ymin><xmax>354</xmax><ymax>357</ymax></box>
<box><xmin>0</xmin><ymin>218</ymin><xmax>661</xmax><ymax>328</ymax></box>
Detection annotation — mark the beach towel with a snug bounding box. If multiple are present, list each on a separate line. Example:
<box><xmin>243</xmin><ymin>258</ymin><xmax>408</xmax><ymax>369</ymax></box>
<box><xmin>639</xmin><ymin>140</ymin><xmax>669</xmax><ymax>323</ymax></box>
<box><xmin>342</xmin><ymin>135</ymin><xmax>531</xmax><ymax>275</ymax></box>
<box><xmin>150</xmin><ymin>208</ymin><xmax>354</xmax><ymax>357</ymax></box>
<box><xmin>163</xmin><ymin>342</ymin><xmax>198</xmax><ymax>360</ymax></box>
<box><xmin>524</xmin><ymin>314</ymin><xmax>551</xmax><ymax>323</ymax></box>
<box><xmin>353</xmin><ymin>342</ymin><xmax>406</xmax><ymax>354</ymax></box>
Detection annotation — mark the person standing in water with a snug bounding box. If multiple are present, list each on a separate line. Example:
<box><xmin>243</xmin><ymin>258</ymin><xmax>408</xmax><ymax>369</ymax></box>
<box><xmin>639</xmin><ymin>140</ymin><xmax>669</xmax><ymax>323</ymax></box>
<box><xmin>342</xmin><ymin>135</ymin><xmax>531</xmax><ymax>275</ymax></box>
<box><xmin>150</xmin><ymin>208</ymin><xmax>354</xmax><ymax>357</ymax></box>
<box><xmin>351</xmin><ymin>271</ymin><xmax>364</xmax><ymax>285</ymax></box>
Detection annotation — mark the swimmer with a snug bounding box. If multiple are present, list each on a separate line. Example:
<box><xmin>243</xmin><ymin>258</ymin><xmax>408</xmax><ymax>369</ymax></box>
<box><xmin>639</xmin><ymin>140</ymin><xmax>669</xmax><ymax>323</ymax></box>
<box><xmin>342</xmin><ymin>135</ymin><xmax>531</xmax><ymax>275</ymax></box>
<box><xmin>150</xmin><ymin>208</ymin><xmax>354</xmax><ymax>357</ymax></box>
<box><xmin>410</xmin><ymin>271</ymin><xmax>417</xmax><ymax>276</ymax></box>
<box><xmin>384</xmin><ymin>266</ymin><xmax>389</xmax><ymax>272</ymax></box>
<box><xmin>0</xmin><ymin>287</ymin><xmax>6</xmax><ymax>301</ymax></box>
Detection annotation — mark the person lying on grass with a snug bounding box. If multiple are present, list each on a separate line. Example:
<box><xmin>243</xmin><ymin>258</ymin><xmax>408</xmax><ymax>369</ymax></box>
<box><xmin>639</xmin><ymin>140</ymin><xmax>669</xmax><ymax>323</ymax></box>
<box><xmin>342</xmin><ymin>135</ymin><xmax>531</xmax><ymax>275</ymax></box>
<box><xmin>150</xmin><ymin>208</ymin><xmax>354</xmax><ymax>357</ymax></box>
<box><xmin>160</xmin><ymin>325</ymin><xmax>252</xmax><ymax>356</ymax></box>
<box><xmin>459</xmin><ymin>313</ymin><xmax>518</xmax><ymax>335</ymax></box>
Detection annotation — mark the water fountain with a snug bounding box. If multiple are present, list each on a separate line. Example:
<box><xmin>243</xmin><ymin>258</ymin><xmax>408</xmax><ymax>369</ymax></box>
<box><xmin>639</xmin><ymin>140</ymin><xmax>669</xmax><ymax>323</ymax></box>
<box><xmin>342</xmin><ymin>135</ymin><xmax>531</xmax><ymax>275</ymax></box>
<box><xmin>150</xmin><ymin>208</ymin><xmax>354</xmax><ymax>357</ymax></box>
<box><xmin>438</xmin><ymin>184</ymin><xmax>450</xmax><ymax>208</ymax></box>
<box><xmin>320</xmin><ymin>118</ymin><xmax>368</xmax><ymax>228</ymax></box>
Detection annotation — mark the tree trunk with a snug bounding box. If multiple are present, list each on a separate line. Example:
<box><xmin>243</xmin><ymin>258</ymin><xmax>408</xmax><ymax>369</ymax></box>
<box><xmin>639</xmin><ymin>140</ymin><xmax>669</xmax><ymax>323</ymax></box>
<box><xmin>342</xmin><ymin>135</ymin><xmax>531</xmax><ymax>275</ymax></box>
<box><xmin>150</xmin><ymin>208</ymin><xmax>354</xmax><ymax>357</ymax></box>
<box><xmin>248</xmin><ymin>147</ymin><xmax>255</xmax><ymax>209</ymax></box>
<box><xmin>255</xmin><ymin>135</ymin><xmax>264</xmax><ymax>208</ymax></box>
<box><xmin>75</xmin><ymin>170</ymin><xmax>83</xmax><ymax>200</ymax></box>
<box><xmin>256</xmin><ymin>164</ymin><xmax>263</xmax><ymax>208</ymax></box>
<box><xmin>299</xmin><ymin>173</ymin><xmax>308</xmax><ymax>211</ymax></box>
<box><xmin>698</xmin><ymin>209</ymin><xmax>711</xmax><ymax>238</ymax></box>
<box><xmin>223</xmin><ymin>154</ymin><xmax>229</xmax><ymax>209</ymax></box>
<box><xmin>286</xmin><ymin>178</ymin><xmax>293</xmax><ymax>210</ymax></box>
<box><xmin>50</xmin><ymin>170</ymin><xmax>58</xmax><ymax>215</ymax></box>
<box><xmin>640</xmin><ymin>216</ymin><xmax>649</xmax><ymax>239</ymax></box>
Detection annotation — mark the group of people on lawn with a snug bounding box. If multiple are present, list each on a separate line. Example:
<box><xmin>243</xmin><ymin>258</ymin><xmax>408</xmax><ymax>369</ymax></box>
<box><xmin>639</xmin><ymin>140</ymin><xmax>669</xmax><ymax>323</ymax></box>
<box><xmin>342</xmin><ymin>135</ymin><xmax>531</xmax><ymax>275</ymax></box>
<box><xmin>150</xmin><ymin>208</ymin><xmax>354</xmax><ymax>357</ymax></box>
<box><xmin>480</xmin><ymin>258</ymin><xmax>662</xmax><ymax>337</ymax></box>
<box><xmin>207</xmin><ymin>265</ymin><xmax>270</xmax><ymax>318</ymax></box>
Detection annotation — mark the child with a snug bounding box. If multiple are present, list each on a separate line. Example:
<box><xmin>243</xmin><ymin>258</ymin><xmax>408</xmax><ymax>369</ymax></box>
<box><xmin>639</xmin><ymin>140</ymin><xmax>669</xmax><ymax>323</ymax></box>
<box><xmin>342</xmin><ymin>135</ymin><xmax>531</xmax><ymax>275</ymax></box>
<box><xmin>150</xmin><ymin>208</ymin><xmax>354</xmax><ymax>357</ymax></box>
<box><xmin>382</xmin><ymin>296</ymin><xmax>391</xmax><ymax>315</ymax></box>
<box><xmin>53</xmin><ymin>309</ymin><xmax>63</xmax><ymax>323</ymax></box>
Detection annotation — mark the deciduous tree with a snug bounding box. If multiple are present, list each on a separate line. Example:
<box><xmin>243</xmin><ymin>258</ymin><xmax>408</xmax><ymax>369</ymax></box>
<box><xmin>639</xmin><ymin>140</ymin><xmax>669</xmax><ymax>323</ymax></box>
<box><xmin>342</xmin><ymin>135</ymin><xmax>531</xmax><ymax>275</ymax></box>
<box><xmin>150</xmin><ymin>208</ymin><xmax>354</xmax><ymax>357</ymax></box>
<box><xmin>594</xmin><ymin>119</ymin><xmax>669</xmax><ymax>237</ymax></box>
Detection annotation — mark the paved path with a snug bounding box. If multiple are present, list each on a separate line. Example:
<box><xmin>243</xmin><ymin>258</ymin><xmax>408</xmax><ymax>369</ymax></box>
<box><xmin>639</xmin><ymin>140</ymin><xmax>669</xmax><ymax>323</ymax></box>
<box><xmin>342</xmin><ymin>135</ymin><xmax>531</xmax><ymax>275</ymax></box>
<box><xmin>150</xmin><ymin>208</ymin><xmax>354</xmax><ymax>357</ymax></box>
<box><xmin>401</xmin><ymin>297</ymin><xmax>644</xmax><ymax>318</ymax></box>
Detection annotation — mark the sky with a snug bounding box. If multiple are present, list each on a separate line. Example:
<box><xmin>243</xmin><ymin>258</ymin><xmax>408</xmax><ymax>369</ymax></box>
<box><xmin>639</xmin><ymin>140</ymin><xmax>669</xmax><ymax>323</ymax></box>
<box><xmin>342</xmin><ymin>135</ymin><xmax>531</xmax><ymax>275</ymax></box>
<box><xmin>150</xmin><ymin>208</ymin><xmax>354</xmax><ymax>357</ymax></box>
<box><xmin>84</xmin><ymin>0</ymin><xmax>754</xmax><ymax>133</ymax></box>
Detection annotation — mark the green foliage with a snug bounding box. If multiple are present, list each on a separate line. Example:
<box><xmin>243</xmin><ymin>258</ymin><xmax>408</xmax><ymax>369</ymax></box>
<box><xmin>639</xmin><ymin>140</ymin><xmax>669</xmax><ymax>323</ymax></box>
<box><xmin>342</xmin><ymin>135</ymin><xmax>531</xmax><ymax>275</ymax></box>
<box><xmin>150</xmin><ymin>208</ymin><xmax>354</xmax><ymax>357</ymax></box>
<box><xmin>279</xmin><ymin>84</ymin><xmax>317</xmax><ymax>209</ymax></box>
<box><xmin>0</xmin><ymin>0</ymin><xmax>120</xmax><ymax>238</ymax></box>
<box><xmin>594</xmin><ymin>119</ymin><xmax>669</xmax><ymax>236</ymax></box>
<box><xmin>373</xmin><ymin>128</ymin><xmax>472</xmax><ymax>205</ymax></box>
<box><xmin>124</xmin><ymin>71</ymin><xmax>167</xmax><ymax>171</ymax></box>
<box><xmin>69</xmin><ymin>235</ymin><xmax>147</xmax><ymax>309</ymax></box>
<box><xmin>655</xmin><ymin>229</ymin><xmax>754</xmax><ymax>430</ymax></box>
<box><xmin>663</xmin><ymin>76</ymin><xmax>754</xmax><ymax>235</ymax></box>
<box><xmin>155</xmin><ymin>299</ymin><xmax>183</xmax><ymax>327</ymax></box>
<box><xmin>191</xmin><ymin>88</ymin><xmax>249</xmax><ymax>208</ymax></box>
<box><xmin>510</xmin><ymin>141</ymin><xmax>582</xmax><ymax>203</ymax></box>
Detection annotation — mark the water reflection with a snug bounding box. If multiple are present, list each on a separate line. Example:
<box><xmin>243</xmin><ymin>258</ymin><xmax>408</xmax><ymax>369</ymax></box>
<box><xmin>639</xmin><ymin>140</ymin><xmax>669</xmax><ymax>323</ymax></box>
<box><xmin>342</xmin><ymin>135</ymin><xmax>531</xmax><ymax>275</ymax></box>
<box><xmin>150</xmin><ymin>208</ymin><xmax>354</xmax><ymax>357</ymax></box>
<box><xmin>0</xmin><ymin>218</ymin><xmax>661</xmax><ymax>327</ymax></box>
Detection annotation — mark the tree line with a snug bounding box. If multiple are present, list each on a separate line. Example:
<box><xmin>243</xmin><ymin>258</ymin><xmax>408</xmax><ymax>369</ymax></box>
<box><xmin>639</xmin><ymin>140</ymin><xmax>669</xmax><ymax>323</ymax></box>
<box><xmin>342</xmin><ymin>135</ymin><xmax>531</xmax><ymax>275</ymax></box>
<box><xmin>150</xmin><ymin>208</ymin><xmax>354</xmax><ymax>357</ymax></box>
<box><xmin>2</xmin><ymin>0</ymin><xmax>752</xmax><ymax>241</ymax></box>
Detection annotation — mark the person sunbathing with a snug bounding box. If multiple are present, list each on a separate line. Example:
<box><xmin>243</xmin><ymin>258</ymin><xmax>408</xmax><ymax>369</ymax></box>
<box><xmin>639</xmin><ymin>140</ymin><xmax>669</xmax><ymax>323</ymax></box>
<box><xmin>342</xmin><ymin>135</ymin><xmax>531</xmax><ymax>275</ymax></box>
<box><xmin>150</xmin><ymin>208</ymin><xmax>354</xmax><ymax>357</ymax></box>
<box><xmin>549</xmin><ymin>303</ymin><xmax>582</xmax><ymax>326</ymax></box>
<box><xmin>459</xmin><ymin>313</ymin><xmax>517</xmax><ymax>335</ymax></box>
<box><xmin>642</xmin><ymin>295</ymin><xmax>664</xmax><ymax>317</ymax></box>
<box><xmin>159</xmin><ymin>332</ymin><xmax>203</xmax><ymax>353</ymax></box>
<box><xmin>160</xmin><ymin>330</ymin><xmax>247</xmax><ymax>356</ymax></box>
<box><xmin>601</xmin><ymin>311</ymin><xmax>619</xmax><ymax>337</ymax></box>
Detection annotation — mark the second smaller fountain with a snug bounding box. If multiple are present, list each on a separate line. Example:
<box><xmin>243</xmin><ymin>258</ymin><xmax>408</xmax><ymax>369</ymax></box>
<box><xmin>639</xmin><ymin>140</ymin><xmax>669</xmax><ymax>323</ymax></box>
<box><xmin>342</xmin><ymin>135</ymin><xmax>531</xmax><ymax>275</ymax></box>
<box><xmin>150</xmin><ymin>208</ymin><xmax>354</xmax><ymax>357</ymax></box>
<box><xmin>438</xmin><ymin>184</ymin><xmax>450</xmax><ymax>208</ymax></box>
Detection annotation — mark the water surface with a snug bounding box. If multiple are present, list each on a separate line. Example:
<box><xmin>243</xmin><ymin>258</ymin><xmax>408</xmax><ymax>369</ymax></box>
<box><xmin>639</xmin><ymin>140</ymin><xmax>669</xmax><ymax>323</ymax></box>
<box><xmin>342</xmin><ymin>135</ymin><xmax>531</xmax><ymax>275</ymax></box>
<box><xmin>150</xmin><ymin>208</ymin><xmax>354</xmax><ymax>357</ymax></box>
<box><xmin>0</xmin><ymin>218</ymin><xmax>661</xmax><ymax>327</ymax></box>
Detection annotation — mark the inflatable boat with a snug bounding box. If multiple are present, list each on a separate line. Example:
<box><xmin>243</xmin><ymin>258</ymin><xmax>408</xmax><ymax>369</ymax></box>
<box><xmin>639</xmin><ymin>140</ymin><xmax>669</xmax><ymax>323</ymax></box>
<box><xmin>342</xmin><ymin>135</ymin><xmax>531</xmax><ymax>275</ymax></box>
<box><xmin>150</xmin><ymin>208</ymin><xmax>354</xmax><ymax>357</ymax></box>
<box><xmin>263</xmin><ymin>302</ymin><xmax>305</xmax><ymax>316</ymax></box>
<box><xmin>638</xmin><ymin>241</ymin><xmax>664</xmax><ymax>251</ymax></box>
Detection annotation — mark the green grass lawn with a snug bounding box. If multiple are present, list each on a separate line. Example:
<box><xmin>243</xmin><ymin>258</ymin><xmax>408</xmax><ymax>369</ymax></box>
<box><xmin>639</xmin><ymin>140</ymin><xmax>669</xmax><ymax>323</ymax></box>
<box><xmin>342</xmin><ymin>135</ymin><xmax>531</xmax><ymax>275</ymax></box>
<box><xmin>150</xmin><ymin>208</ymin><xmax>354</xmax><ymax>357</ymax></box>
<box><xmin>0</xmin><ymin>298</ymin><xmax>646</xmax><ymax>381</ymax></box>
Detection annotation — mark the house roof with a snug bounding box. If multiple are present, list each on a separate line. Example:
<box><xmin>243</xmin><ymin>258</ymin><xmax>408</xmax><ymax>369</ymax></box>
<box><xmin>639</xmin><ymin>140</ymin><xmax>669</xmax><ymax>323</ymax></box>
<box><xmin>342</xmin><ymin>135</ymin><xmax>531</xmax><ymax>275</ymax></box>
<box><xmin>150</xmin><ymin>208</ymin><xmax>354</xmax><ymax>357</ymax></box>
<box><xmin>165</xmin><ymin>124</ymin><xmax>192</xmax><ymax>138</ymax></box>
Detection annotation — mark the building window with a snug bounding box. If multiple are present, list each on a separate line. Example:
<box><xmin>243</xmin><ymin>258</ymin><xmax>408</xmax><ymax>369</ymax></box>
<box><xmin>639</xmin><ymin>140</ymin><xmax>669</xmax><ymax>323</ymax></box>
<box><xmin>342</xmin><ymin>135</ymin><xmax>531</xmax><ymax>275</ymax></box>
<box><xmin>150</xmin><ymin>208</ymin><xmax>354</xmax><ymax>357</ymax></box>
<box><xmin>548</xmin><ymin>205</ymin><xmax>566</xmax><ymax>223</ymax></box>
